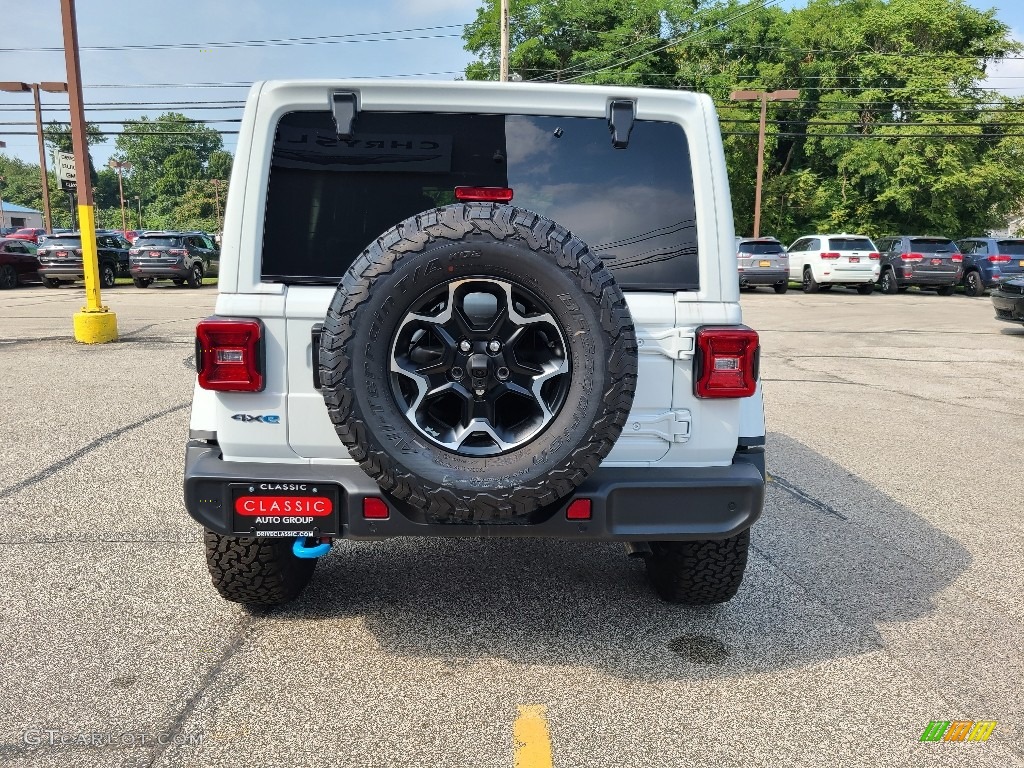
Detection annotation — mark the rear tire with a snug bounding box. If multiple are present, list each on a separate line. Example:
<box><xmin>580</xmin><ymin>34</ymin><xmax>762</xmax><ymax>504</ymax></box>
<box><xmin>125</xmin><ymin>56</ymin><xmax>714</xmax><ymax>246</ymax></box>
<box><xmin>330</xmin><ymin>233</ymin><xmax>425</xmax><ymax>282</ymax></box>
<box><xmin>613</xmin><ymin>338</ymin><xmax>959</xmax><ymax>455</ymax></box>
<box><xmin>856</xmin><ymin>283</ymin><xmax>874</xmax><ymax>295</ymax></box>
<box><xmin>43</xmin><ymin>277</ymin><xmax>61</xmax><ymax>289</ymax></box>
<box><xmin>645</xmin><ymin>529</ymin><xmax>751</xmax><ymax>604</ymax></box>
<box><xmin>802</xmin><ymin>267</ymin><xmax>820</xmax><ymax>293</ymax></box>
<box><xmin>204</xmin><ymin>530</ymin><xmax>317</xmax><ymax>608</ymax></box>
<box><xmin>937</xmin><ymin>285</ymin><xmax>955</xmax><ymax>296</ymax></box>
<box><xmin>773</xmin><ymin>282</ymin><xmax>788</xmax><ymax>294</ymax></box>
<box><xmin>132</xmin><ymin>277</ymin><xmax>152</xmax><ymax>289</ymax></box>
<box><xmin>187</xmin><ymin>264</ymin><xmax>203</xmax><ymax>288</ymax></box>
<box><xmin>963</xmin><ymin>270</ymin><xmax>984</xmax><ymax>297</ymax></box>
<box><xmin>880</xmin><ymin>268</ymin><xmax>898</xmax><ymax>294</ymax></box>
<box><xmin>0</xmin><ymin>264</ymin><xmax>17</xmax><ymax>290</ymax></box>
<box><xmin>100</xmin><ymin>263</ymin><xmax>116</xmax><ymax>289</ymax></box>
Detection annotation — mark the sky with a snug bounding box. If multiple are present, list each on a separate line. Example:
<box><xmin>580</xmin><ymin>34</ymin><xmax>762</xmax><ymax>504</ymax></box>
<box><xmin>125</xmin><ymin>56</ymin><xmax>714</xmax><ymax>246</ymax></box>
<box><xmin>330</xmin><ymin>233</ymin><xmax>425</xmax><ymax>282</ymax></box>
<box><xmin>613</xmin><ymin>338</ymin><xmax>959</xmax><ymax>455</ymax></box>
<box><xmin>0</xmin><ymin>0</ymin><xmax>1022</xmax><ymax>171</ymax></box>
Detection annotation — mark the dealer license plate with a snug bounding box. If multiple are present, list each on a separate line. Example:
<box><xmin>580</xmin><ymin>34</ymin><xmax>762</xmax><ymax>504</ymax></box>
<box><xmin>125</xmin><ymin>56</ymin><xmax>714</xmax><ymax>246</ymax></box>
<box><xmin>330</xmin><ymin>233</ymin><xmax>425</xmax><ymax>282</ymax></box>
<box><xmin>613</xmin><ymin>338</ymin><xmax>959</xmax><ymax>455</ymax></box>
<box><xmin>1019</xmin><ymin>260</ymin><xmax>1024</xmax><ymax>267</ymax></box>
<box><xmin>849</xmin><ymin>257</ymin><xmax>860</xmax><ymax>263</ymax></box>
<box><xmin>231</xmin><ymin>483</ymin><xmax>339</xmax><ymax>537</ymax></box>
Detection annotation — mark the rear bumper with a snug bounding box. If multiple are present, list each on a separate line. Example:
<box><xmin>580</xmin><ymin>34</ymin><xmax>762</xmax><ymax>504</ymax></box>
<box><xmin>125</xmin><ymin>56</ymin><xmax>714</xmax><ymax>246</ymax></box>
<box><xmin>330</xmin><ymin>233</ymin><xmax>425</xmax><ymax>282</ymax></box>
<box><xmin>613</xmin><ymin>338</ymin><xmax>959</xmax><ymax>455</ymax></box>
<box><xmin>739</xmin><ymin>269</ymin><xmax>787</xmax><ymax>286</ymax></box>
<box><xmin>992</xmin><ymin>292</ymin><xmax>1024</xmax><ymax>322</ymax></box>
<box><xmin>827</xmin><ymin>268</ymin><xmax>879</xmax><ymax>284</ymax></box>
<box><xmin>130</xmin><ymin>263</ymin><xmax>189</xmax><ymax>278</ymax></box>
<box><xmin>37</xmin><ymin>264</ymin><xmax>85</xmax><ymax>279</ymax></box>
<box><xmin>183</xmin><ymin>441</ymin><xmax>765</xmax><ymax>541</ymax></box>
<box><xmin>895</xmin><ymin>268</ymin><xmax>961</xmax><ymax>285</ymax></box>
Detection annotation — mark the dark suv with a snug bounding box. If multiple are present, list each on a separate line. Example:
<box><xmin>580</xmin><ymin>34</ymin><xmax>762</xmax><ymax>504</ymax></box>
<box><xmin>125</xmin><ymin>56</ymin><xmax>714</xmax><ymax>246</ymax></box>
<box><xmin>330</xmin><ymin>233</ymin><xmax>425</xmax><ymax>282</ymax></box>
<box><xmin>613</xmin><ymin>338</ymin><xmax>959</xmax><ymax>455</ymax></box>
<box><xmin>955</xmin><ymin>237</ymin><xmax>1024</xmax><ymax>296</ymax></box>
<box><xmin>129</xmin><ymin>231</ymin><xmax>219</xmax><ymax>288</ymax></box>
<box><xmin>36</xmin><ymin>231</ymin><xmax>130</xmax><ymax>289</ymax></box>
<box><xmin>874</xmin><ymin>236</ymin><xmax>963</xmax><ymax>294</ymax></box>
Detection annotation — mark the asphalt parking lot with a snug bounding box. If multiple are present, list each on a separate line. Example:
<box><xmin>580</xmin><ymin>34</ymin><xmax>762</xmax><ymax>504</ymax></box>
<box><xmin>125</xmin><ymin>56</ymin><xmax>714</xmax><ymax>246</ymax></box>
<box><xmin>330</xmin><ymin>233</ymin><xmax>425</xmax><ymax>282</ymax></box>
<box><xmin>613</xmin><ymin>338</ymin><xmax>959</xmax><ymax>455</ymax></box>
<box><xmin>1</xmin><ymin>282</ymin><xmax>1022</xmax><ymax>768</ymax></box>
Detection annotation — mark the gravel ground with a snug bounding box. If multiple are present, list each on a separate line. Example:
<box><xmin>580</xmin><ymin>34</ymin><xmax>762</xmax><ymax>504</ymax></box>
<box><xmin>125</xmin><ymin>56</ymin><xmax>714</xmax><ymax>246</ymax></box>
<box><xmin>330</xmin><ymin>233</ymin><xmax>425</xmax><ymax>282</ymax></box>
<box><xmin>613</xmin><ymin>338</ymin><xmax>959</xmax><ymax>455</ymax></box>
<box><xmin>0</xmin><ymin>282</ymin><xmax>1020</xmax><ymax>767</ymax></box>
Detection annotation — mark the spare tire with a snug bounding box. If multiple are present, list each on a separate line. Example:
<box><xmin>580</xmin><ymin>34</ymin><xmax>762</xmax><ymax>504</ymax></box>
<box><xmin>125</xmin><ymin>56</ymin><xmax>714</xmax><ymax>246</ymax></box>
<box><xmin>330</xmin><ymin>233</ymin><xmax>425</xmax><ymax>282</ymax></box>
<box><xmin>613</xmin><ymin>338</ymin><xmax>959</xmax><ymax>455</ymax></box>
<box><xmin>320</xmin><ymin>203</ymin><xmax>637</xmax><ymax>523</ymax></box>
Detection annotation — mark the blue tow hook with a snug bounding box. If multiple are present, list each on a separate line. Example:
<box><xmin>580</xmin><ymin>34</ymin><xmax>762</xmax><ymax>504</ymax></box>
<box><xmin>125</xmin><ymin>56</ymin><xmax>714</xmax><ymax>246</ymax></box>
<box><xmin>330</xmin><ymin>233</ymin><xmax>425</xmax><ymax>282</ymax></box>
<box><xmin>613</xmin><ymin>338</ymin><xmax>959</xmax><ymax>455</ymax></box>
<box><xmin>293</xmin><ymin>537</ymin><xmax>331</xmax><ymax>559</ymax></box>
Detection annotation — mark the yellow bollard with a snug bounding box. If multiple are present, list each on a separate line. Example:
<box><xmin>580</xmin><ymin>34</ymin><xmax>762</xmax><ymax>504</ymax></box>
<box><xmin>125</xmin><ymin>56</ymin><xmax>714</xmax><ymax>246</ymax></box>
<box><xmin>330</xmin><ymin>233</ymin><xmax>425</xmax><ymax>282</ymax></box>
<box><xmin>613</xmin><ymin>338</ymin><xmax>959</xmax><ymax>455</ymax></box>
<box><xmin>72</xmin><ymin>203</ymin><xmax>118</xmax><ymax>344</ymax></box>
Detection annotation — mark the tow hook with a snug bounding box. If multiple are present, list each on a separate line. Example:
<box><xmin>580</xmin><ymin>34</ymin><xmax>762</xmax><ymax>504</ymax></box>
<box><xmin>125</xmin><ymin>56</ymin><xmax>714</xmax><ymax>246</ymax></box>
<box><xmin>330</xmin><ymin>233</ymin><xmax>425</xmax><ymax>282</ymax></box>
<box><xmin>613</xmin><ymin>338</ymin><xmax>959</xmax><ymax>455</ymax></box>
<box><xmin>293</xmin><ymin>536</ymin><xmax>332</xmax><ymax>559</ymax></box>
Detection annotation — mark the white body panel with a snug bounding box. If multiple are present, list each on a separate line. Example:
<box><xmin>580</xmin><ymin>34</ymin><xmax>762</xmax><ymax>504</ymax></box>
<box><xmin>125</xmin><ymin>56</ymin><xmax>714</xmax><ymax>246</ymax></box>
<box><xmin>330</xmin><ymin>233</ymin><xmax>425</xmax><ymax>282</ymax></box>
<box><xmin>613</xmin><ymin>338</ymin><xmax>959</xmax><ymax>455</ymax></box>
<box><xmin>198</xmin><ymin>80</ymin><xmax>764</xmax><ymax>468</ymax></box>
<box><xmin>787</xmin><ymin>233</ymin><xmax>881</xmax><ymax>285</ymax></box>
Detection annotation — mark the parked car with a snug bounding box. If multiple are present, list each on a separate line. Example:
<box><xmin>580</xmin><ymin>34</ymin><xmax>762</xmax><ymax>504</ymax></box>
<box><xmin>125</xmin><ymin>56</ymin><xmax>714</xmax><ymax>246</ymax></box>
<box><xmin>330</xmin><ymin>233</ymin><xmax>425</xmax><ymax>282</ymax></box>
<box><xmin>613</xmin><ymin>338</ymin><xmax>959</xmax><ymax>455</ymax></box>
<box><xmin>7</xmin><ymin>227</ymin><xmax>47</xmax><ymax>244</ymax></box>
<box><xmin>122</xmin><ymin>230</ymin><xmax>140</xmax><ymax>243</ymax></box>
<box><xmin>736</xmin><ymin>237</ymin><xmax>789</xmax><ymax>293</ymax></box>
<box><xmin>184</xmin><ymin>79</ymin><xmax>766</xmax><ymax>609</ymax></box>
<box><xmin>36</xmin><ymin>231</ymin><xmax>131</xmax><ymax>289</ymax></box>
<box><xmin>0</xmin><ymin>238</ymin><xmax>41</xmax><ymax>289</ymax></box>
<box><xmin>992</xmin><ymin>277</ymin><xmax>1024</xmax><ymax>324</ymax></box>
<box><xmin>786</xmin><ymin>233</ymin><xmax>880</xmax><ymax>294</ymax></box>
<box><xmin>874</xmin><ymin>236</ymin><xmax>963</xmax><ymax>294</ymax></box>
<box><xmin>956</xmin><ymin>237</ymin><xmax>1024</xmax><ymax>296</ymax></box>
<box><xmin>128</xmin><ymin>231</ymin><xmax>219</xmax><ymax>288</ymax></box>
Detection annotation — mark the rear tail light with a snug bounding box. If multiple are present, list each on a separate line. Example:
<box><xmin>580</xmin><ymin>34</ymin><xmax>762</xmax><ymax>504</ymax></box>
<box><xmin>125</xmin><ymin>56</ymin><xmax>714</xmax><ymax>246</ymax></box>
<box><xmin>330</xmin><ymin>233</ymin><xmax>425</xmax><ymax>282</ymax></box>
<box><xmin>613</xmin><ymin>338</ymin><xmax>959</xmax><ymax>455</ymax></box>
<box><xmin>868</xmin><ymin>252</ymin><xmax>881</xmax><ymax>260</ymax></box>
<box><xmin>362</xmin><ymin>497</ymin><xmax>390</xmax><ymax>519</ymax></box>
<box><xmin>990</xmin><ymin>255</ymin><xmax>1011</xmax><ymax>263</ymax></box>
<box><xmin>74</xmin><ymin>248</ymin><xmax>82</xmax><ymax>255</ymax></box>
<box><xmin>902</xmin><ymin>253</ymin><xmax>924</xmax><ymax>262</ymax></box>
<box><xmin>566</xmin><ymin>499</ymin><xmax>592</xmax><ymax>520</ymax></box>
<box><xmin>454</xmin><ymin>186</ymin><xmax>514</xmax><ymax>202</ymax></box>
<box><xmin>950</xmin><ymin>253</ymin><xmax>962</xmax><ymax>263</ymax></box>
<box><xmin>129</xmin><ymin>249</ymin><xmax>140</xmax><ymax>255</ymax></box>
<box><xmin>195</xmin><ymin>317</ymin><xmax>264</xmax><ymax>392</ymax></box>
<box><xmin>694</xmin><ymin>326</ymin><xmax>759</xmax><ymax>399</ymax></box>
<box><xmin>820</xmin><ymin>252</ymin><xmax>841</xmax><ymax>259</ymax></box>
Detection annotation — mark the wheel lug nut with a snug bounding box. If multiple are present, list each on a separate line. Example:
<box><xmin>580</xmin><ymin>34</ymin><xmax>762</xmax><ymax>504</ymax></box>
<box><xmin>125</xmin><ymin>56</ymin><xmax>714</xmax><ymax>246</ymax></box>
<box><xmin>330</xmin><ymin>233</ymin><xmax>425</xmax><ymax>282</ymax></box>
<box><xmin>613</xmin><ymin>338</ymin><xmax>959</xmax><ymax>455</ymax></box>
<box><xmin>458</xmin><ymin>340</ymin><xmax>472</xmax><ymax>353</ymax></box>
<box><xmin>451</xmin><ymin>366</ymin><xmax>464</xmax><ymax>380</ymax></box>
<box><xmin>496</xmin><ymin>367</ymin><xmax>509</xmax><ymax>380</ymax></box>
<box><xmin>487</xmin><ymin>340</ymin><xmax>501</xmax><ymax>353</ymax></box>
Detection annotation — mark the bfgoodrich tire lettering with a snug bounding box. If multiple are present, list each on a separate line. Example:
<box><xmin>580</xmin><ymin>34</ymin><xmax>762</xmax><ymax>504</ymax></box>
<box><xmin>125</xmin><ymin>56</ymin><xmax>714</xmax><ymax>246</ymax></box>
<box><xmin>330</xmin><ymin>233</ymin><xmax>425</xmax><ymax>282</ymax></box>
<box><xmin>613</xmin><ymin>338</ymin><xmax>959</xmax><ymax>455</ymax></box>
<box><xmin>319</xmin><ymin>203</ymin><xmax>638</xmax><ymax>524</ymax></box>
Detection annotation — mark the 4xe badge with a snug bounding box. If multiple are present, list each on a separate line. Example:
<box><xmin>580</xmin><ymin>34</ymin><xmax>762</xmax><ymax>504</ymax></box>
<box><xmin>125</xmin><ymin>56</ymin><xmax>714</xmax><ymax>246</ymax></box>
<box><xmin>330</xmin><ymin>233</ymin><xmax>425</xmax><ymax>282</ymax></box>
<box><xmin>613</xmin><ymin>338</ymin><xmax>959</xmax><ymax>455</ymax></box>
<box><xmin>232</xmin><ymin>413</ymin><xmax>281</xmax><ymax>424</ymax></box>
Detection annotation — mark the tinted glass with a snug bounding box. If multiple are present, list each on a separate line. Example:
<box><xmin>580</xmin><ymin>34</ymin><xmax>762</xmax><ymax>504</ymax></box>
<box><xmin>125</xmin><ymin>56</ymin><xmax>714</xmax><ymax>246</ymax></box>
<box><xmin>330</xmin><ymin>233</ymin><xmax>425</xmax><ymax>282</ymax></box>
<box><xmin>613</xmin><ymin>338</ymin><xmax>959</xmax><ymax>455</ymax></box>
<box><xmin>262</xmin><ymin>111</ymin><xmax>699</xmax><ymax>290</ymax></box>
<box><xmin>828</xmin><ymin>237</ymin><xmax>874</xmax><ymax>251</ymax></box>
<box><xmin>739</xmin><ymin>241</ymin><xmax>785</xmax><ymax>255</ymax></box>
<box><xmin>909</xmin><ymin>238</ymin><xmax>955</xmax><ymax>253</ymax></box>
<box><xmin>996</xmin><ymin>240</ymin><xmax>1024</xmax><ymax>255</ymax></box>
<box><xmin>44</xmin><ymin>237</ymin><xmax>81</xmax><ymax>247</ymax></box>
<box><xmin>135</xmin><ymin>236</ymin><xmax>182</xmax><ymax>247</ymax></box>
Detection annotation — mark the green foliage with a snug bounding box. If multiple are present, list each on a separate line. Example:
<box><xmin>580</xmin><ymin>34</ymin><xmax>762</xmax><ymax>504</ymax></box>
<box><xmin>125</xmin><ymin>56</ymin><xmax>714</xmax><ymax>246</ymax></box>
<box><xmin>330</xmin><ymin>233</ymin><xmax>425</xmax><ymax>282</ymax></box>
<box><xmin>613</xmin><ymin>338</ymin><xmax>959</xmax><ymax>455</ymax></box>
<box><xmin>463</xmin><ymin>0</ymin><xmax>1024</xmax><ymax>240</ymax></box>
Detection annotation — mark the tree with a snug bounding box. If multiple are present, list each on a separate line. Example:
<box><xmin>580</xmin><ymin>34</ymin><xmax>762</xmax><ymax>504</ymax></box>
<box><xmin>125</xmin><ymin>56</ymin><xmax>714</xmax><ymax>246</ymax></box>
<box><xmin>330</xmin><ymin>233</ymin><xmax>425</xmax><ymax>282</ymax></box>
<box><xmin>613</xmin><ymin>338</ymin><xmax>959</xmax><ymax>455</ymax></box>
<box><xmin>463</xmin><ymin>0</ymin><xmax>678</xmax><ymax>84</ymax></box>
<box><xmin>42</xmin><ymin>121</ymin><xmax>106</xmax><ymax>153</ymax></box>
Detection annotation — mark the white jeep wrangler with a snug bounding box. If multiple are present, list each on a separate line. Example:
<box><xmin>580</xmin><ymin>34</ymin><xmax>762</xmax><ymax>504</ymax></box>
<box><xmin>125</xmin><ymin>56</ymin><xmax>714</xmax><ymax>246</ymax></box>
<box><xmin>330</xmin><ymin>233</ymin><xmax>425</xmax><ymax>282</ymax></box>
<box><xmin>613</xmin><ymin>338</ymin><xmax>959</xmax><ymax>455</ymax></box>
<box><xmin>185</xmin><ymin>80</ymin><xmax>766</xmax><ymax>608</ymax></box>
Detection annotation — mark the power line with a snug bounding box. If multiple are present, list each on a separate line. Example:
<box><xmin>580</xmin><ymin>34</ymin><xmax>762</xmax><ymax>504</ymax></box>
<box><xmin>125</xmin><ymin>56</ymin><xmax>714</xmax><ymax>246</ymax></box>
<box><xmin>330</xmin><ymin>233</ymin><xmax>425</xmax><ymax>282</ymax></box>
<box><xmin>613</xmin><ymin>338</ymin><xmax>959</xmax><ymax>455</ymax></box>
<box><xmin>0</xmin><ymin>24</ymin><xmax>466</xmax><ymax>53</ymax></box>
<box><xmin>722</xmin><ymin>131</ymin><xmax>1024</xmax><ymax>139</ymax></box>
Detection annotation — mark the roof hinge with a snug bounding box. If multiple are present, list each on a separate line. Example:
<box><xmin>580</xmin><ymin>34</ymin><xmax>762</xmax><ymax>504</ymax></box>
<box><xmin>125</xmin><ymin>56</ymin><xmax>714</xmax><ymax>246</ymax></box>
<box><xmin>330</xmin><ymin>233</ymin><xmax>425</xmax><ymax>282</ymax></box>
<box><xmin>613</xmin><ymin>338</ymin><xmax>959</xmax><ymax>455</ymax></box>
<box><xmin>607</xmin><ymin>99</ymin><xmax>636</xmax><ymax>149</ymax></box>
<box><xmin>331</xmin><ymin>92</ymin><xmax>358</xmax><ymax>139</ymax></box>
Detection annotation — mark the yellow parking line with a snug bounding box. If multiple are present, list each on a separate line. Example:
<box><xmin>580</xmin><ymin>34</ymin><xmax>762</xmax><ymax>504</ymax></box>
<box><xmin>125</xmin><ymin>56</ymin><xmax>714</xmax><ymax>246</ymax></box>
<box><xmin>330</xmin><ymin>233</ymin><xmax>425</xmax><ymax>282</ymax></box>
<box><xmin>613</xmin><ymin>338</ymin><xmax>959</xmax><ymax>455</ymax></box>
<box><xmin>514</xmin><ymin>705</ymin><xmax>553</xmax><ymax>768</ymax></box>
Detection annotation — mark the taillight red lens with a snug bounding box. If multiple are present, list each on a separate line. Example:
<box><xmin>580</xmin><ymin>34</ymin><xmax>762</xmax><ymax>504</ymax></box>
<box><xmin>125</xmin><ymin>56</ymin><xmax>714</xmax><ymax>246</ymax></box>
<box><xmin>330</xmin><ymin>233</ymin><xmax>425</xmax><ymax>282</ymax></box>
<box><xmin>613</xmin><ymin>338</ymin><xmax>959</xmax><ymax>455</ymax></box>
<box><xmin>195</xmin><ymin>318</ymin><xmax>264</xmax><ymax>392</ymax></box>
<box><xmin>820</xmin><ymin>252</ymin><xmax>841</xmax><ymax>259</ymax></box>
<box><xmin>363</xmin><ymin>498</ymin><xmax>390</xmax><ymax>519</ymax></box>
<box><xmin>990</xmin><ymin>255</ymin><xmax>1011</xmax><ymax>263</ymax></box>
<box><xmin>902</xmin><ymin>253</ymin><xmax>924</xmax><ymax>262</ymax></box>
<box><xmin>694</xmin><ymin>327</ymin><xmax>759</xmax><ymax>399</ymax></box>
<box><xmin>454</xmin><ymin>186</ymin><xmax>514</xmax><ymax>202</ymax></box>
<box><xmin>566</xmin><ymin>499</ymin><xmax>592</xmax><ymax>520</ymax></box>
<box><xmin>868</xmin><ymin>252</ymin><xmax>881</xmax><ymax>260</ymax></box>
<box><xmin>950</xmin><ymin>253</ymin><xmax>962</xmax><ymax>263</ymax></box>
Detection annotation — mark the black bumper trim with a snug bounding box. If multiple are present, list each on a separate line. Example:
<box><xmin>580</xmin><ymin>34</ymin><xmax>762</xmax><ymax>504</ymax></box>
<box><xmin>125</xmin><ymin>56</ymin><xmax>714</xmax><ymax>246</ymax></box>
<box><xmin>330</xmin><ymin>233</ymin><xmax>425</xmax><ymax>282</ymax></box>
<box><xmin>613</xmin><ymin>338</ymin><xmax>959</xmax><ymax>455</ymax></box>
<box><xmin>183</xmin><ymin>442</ymin><xmax>765</xmax><ymax>542</ymax></box>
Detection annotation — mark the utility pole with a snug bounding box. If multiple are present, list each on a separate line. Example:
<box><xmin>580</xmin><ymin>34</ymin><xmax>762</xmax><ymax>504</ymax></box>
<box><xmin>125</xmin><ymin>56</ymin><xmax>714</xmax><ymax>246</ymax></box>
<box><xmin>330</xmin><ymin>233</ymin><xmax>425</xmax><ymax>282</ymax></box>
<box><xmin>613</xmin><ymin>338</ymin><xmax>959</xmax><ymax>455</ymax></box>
<box><xmin>61</xmin><ymin>0</ymin><xmax>117</xmax><ymax>343</ymax></box>
<box><xmin>108</xmin><ymin>159</ymin><xmax>132</xmax><ymax>235</ymax></box>
<box><xmin>210</xmin><ymin>178</ymin><xmax>223</xmax><ymax>231</ymax></box>
<box><xmin>134</xmin><ymin>195</ymin><xmax>142</xmax><ymax>229</ymax></box>
<box><xmin>0</xmin><ymin>82</ymin><xmax>67</xmax><ymax>233</ymax></box>
<box><xmin>729</xmin><ymin>89</ymin><xmax>800</xmax><ymax>238</ymax></box>
<box><xmin>0</xmin><ymin>174</ymin><xmax>6</xmax><ymax>232</ymax></box>
<box><xmin>499</xmin><ymin>0</ymin><xmax>510</xmax><ymax>82</ymax></box>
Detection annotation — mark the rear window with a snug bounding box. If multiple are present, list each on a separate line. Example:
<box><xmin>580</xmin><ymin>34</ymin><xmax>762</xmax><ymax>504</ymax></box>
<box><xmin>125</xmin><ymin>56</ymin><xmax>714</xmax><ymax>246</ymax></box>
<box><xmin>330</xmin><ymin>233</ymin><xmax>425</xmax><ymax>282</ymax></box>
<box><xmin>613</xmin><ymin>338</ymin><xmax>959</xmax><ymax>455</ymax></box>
<box><xmin>135</xmin><ymin>236</ymin><xmax>182</xmax><ymax>248</ymax></box>
<box><xmin>996</xmin><ymin>240</ymin><xmax>1024</xmax><ymax>256</ymax></box>
<box><xmin>909</xmin><ymin>238</ymin><xmax>955</xmax><ymax>253</ymax></box>
<box><xmin>262</xmin><ymin>111</ymin><xmax>699</xmax><ymax>290</ymax></box>
<box><xmin>828</xmin><ymin>237</ymin><xmax>875</xmax><ymax>251</ymax></box>
<box><xmin>44</xmin><ymin>237</ymin><xmax>81</xmax><ymax>248</ymax></box>
<box><xmin>738</xmin><ymin>241</ymin><xmax>784</xmax><ymax>255</ymax></box>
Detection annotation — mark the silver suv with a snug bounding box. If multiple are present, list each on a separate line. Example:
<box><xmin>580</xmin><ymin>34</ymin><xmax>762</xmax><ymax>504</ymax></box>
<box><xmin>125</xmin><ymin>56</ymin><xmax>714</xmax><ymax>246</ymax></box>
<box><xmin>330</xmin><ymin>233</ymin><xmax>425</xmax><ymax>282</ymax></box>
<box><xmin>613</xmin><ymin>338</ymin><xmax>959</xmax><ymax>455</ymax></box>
<box><xmin>184</xmin><ymin>81</ymin><xmax>766</xmax><ymax>608</ymax></box>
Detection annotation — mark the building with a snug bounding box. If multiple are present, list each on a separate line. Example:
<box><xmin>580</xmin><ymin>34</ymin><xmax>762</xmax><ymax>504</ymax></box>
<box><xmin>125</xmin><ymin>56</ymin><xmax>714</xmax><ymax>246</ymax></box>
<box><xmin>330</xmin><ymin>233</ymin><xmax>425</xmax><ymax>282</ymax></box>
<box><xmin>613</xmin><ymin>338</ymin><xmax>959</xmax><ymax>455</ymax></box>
<box><xmin>0</xmin><ymin>202</ymin><xmax>44</xmax><ymax>231</ymax></box>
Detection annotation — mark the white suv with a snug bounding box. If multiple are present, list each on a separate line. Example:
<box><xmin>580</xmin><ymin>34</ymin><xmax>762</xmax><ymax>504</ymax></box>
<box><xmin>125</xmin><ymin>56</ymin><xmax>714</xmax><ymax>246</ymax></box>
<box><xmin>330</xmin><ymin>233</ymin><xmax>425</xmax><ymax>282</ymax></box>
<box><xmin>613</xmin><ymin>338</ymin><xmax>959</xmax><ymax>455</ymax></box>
<box><xmin>185</xmin><ymin>80</ymin><xmax>766</xmax><ymax>608</ymax></box>
<box><xmin>787</xmin><ymin>233</ymin><xmax>881</xmax><ymax>293</ymax></box>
